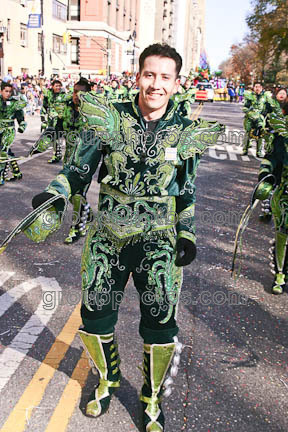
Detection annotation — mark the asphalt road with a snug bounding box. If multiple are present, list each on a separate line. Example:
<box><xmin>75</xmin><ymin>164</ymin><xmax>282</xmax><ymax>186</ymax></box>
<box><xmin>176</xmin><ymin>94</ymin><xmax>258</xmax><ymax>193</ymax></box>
<box><xmin>0</xmin><ymin>102</ymin><xmax>287</xmax><ymax>432</ymax></box>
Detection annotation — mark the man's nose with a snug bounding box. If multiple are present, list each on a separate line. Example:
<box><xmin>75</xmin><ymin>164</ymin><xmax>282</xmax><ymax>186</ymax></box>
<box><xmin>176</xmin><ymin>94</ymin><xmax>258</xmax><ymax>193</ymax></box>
<box><xmin>151</xmin><ymin>75</ymin><xmax>162</xmax><ymax>89</ymax></box>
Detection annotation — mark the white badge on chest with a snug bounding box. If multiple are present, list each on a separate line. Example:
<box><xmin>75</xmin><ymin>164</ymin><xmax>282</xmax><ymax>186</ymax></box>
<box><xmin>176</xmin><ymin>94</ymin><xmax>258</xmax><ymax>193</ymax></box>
<box><xmin>165</xmin><ymin>147</ymin><xmax>177</xmax><ymax>161</ymax></box>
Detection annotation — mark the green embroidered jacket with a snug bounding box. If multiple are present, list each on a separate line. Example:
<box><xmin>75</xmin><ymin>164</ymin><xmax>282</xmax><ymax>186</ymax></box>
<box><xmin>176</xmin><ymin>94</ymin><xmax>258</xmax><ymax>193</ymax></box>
<box><xmin>172</xmin><ymin>87</ymin><xmax>196</xmax><ymax>118</ymax></box>
<box><xmin>40</xmin><ymin>88</ymin><xmax>69</xmax><ymax>128</ymax></box>
<box><xmin>62</xmin><ymin>99</ymin><xmax>86</xmax><ymax>164</ymax></box>
<box><xmin>243</xmin><ymin>90</ymin><xmax>274</xmax><ymax>133</ymax></box>
<box><xmin>0</xmin><ymin>95</ymin><xmax>27</xmax><ymax>135</ymax></box>
<box><xmin>46</xmin><ymin>94</ymin><xmax>224</xmax><ymax>245</ymax></box>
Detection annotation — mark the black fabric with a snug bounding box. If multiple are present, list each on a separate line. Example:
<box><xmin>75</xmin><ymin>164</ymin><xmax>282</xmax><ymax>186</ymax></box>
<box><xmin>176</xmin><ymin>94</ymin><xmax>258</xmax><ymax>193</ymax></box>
<box><xmin>32</xmin><ymin>192</ymin><xmax>55</xmax><ymax>209</ymax></box>
<box><xmin>32</xmin><ymin>191</ymin><xmax>66</xmax><ymax>212</ymax></box>
<box><xmin>258</xmin><ymin>172</ymin><xmax>275</xmax><ymax>184</ymax></box>
<box><xmin>175</xmin><ymin>238</ymin><xmax>197</xmax><ymax>267</ymax></box>
<box><xmin>145</xmin><ymin>119</ymin><xmax>160</xmax><ymax>132</ymax></box>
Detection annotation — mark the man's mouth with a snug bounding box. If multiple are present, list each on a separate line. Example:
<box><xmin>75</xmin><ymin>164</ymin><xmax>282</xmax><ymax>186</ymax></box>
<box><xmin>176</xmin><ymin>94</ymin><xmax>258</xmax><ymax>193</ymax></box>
<box><xmin>147</xmin><ymin>92</ymin><xmax>163</xmax><ymax>99</ymax></box>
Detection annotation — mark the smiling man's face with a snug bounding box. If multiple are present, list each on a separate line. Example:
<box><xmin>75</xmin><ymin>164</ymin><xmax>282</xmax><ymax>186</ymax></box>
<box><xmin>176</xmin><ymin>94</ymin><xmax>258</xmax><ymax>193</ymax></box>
<box><xmin>136</xmin><ymin>55</ymin><xmax>180</xmax><ymax>120</ymax></box>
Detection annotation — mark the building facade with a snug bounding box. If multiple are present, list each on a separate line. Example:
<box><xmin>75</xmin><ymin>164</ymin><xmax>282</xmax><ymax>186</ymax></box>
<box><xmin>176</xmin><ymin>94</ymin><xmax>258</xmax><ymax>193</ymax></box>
<box><xmin>138</xmin><ymin>0</ymin><xmax>156</xmax><ymax>54</ymax></box>
<box><xmin>0</xmin><ymin>0</ymin><xmax>205</xmax><ymax>79</ymax></box>
<box><xmin>154</xmin><ymin>0</ymin><xmax>206</xmax><ymax>76</ymax></box>
<box><xmin>0</xmin><ymin>0</ymin><xmax>139</xmax><ymax>78</ymax></box>
<box><xmin>67</xmin><ymin>0</ymin><xmax>140</xmax><ymax>78</ymax></box>
<box><xmin>0</xmin><ymin>0</ymin><xmax>69</xmax><ymax>78</ymax></box>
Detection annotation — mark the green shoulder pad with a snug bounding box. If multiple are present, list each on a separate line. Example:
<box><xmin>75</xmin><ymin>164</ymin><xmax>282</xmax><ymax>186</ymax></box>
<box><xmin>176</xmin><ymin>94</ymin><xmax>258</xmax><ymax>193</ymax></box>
<box><xmin>78</xmin><ymin>91</ymin><xmax>120</xmax><ymax>136</ymax></box>
<box><xmin>178</xmin><ymin>119</ymin><xmax>225</xmax><ymax>159</ymax></box>
<box><xmin>243</xmin><ymin>90</ymin><xmax>254</xmax><ymax>100</ymax></box>
<box><xmin>11</xmin><ymin>97</ymin><xmax>27</xmax><ymax>110</ymax></box>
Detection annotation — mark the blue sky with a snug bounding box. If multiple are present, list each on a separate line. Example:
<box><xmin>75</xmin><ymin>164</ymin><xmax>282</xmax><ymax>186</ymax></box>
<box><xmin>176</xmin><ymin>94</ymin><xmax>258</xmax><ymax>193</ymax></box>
<box><xmin>205</xmin><ymin>0</ymin><xmax>253</xmax><ymax>71</ymax></box>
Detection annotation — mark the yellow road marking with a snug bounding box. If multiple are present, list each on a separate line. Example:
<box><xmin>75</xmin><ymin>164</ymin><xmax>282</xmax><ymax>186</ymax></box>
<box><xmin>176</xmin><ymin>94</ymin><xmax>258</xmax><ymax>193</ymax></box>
<box><xmin>1</xmin><ymin>304</ymin><xmax>81</xmax><ymax>432</ymax></box>
<box><xmin>190</xmin><ymin>103</ymin><xmax>204</xmax><ymax>121</ymax></box>
<box><xmin>45</xmin><ymin>352</ymin><xmax>89</xmax><ymax>432</ymax></box>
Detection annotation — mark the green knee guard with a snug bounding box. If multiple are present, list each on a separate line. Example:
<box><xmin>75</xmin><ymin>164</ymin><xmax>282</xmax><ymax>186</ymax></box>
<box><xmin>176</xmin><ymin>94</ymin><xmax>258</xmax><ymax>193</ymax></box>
<box><xmin>78</xmin><ymin>330</ymin><xmax>121</xmax><ymax>417</ymax></box>
<box><xmin>140</xmin><ymin>338</ymin><xmax>183</xmax><ymax>431</ymax></box>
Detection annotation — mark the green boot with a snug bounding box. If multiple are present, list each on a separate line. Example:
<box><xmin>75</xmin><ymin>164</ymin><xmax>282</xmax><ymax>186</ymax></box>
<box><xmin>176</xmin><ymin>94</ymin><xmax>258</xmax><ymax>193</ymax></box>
<box><xmin>48</xmin><ymin>154</ymin><xmax>62</xmax><ymax>164</ymax></box>
<box><xmin>242</xmin><ymin>134</ymin><xmax>250</xmax><ymax>155</ymax></box>
<box><xmin>6</xmin><ymin>160</ymin><xmax>22</xmax><ymax>181</ymax></box>
<box><xmin>270</xmin><ymin>232</ymin><xmax>288</xmax><ymax>295</ymax></box>
<box><xmin>78</xmin><ymin>330</ymin><xmax>121</xmax><ymax>417</ymax></box>
<box><xmin>272</xmin><ymin>273</ymin><xmax>285</xmax><ymax>295</ymax></box>
<box><xmin>140</xmin><ymin>338</ymin><xmax>183</xmax><ymax>432</ymax></box>
<box><xmin>48</xmin><ymin>139</ymin><xmax>62</xmax><ymax>163</ymax></box>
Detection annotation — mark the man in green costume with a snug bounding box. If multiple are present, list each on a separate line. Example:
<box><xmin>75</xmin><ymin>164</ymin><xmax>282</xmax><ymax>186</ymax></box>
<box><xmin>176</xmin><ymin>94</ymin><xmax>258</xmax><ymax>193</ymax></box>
<box><xmin>40</xmin><ymin>80</ymin><xmax>67</xmax><ymax>164</ymax></box>
<box><xmin>61</xmin><ymin>78</ymin><xmax>93</xmax><ymax>244</ymax></box>
<box><xmin>29</xmin><ymin>44</ymin><xmax>223</xmax><ymax>431</ymax></box>
<box><xmin>0</xmin><ymin>82</ymin><xmax>27</xmax><ymax>185</ymax></box>
<box><xmin>172</xmin><ymin>78</ymin><xmax>195</xmax><ymax>118</ymax></box>
<box><xmin>242</xmin><ymin>82</ymin><xmax>273</xmax><ymax>157</ymax></box>
<box><xmin>255</xmin><ymin>88</ymin><xmax>288</xmax><ymax>294</ymax></box>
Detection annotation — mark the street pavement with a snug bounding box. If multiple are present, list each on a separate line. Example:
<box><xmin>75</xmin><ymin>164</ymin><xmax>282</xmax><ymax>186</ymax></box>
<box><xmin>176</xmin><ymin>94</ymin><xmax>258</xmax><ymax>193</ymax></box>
<box><xmin>0</xmin><ymin>102</ymin><xmax>287</xmax><ymax>432</ymax></box>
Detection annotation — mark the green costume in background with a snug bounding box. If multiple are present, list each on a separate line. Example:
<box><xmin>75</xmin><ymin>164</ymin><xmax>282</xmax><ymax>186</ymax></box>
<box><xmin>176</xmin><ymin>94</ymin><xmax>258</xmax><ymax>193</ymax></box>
<box><xmin>172</xmin><ymin>87</ymin><xmax>195</xmax><ymax>118</ymax></box>
<box><xmin>40</xmin><ymin>87</ymin><xmax>68</xmax><ymax>163</ymax></box>
<box><xmin>0</xmin><ymin>95</ymin><xmax>27</xmax><ymax>185</ymax></box>
<box><xmin>256</xmin><ymin>100</ymin><xmax>288</xmax><ymax>294</ymax></box>
<box><xmin>122</xmin><ymin>86</ymin><xmax>139</xmax><ymax>102</ymax></box>
<box><xmin>61</xmin><ymin>98</ymin><xmax>92</xmax><ymax>244</ymax></box>
<box><xmin>104</xmin><ymin>84</ymin><xmax>126</xmax><ymax>103</ymax></box>
<box><xmin>242</xmin><ymin>90</ymin><xmax>273</xmax><ymax>157</ymax></box>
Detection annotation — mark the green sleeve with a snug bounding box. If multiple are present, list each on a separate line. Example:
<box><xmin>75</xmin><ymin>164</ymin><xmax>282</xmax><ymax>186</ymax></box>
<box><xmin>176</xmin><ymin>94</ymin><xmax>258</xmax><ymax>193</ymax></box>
<box><xmin>175</xmin><ymin>155</ymin><xmax>200</xmax><ymax>244</ymax></box>
<box><xmin>46</xmin><ymin>130</ymin><xmax>102</xmax><ymax>199</ymax></box>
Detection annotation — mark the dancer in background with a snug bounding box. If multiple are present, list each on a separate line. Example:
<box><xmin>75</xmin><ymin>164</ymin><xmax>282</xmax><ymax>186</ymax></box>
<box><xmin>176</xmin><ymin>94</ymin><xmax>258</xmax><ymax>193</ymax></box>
<box><xmin>0</xmin><ymin>82</ymin><xmax>27</xmax><ymax>185</ymax></box>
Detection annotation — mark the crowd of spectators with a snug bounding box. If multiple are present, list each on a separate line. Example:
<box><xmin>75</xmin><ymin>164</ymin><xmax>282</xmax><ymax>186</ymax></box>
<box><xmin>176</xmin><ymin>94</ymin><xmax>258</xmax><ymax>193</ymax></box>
<box><xmin>0</xmin><ymin>72</ymin><xmax>139</xmax><ymax>115</ymax></box>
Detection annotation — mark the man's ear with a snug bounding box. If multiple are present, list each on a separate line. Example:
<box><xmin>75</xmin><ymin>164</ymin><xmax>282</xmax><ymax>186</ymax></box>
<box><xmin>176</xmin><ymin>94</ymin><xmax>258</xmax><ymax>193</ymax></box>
<box><xmin>136</xmin><ymin>72</ymin><xmax>140</xmax><ymax>87</ymax></box>
<box><xmin>173</xmin><ymin>78</ymin><xmax>181</xmax><ymax>94</ymax></box>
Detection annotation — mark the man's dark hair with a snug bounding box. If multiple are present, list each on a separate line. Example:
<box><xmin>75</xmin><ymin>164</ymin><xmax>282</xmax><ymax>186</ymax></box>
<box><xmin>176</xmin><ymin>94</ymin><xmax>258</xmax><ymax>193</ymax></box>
<box><xmin>254</xmin><ymin>81</ymin><xmax>263</xmax><ymax>87</ymax></box>
<box><xmin>75</xmin><ymin>78</ymin><xmax>91</xmax><ymax>91</ymax></box>
<box><xmin>1</xmin><ymin>82</ymin><xmax>13</xmax><ymax>90</ymax></box>
<box><xmin>139</xmin><ymin>43</ymin><xmax>182</xmax><ymax>77</ymax></box>
<box><xmin>52</xmin><ymin>79</ymin><xmax>62</xmax><ymax>87</ymax></box>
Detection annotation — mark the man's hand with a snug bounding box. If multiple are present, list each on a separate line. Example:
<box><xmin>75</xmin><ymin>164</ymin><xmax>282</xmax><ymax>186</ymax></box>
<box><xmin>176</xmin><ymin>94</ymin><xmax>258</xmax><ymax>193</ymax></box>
<box><xmin>32</xmin><ymin>192</ymin><xmax>55</xmax><ymax>209</ymax></box>
<box><xmin>258</xmin><ymin>172</ymin><xmax>274</xmax><ymax>184</ymax></box>
<box><xmin>32</xmin><ymin>191</ymin><xmax>66</xmax><ymax>212</ymax></box>
<box><xmin>17</xmin><ymin>125</ymin><xmax>25</xmax><ymax>133</ymax></box>
<box><xmin>254</xmin><ymin>173</ymin><xmax>275</xmax><ymax>201</ymax></box>
<box><xmin>175</xmin><ymin>238</ymin><xmax>196</xmax><ymax>267</ymax></box>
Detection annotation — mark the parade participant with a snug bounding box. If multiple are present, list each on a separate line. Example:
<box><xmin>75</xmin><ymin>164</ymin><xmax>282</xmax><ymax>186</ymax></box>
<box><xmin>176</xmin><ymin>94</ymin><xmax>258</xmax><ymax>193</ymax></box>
<box><xmin>242</xmin><ymin>82</ymin><xmax>273</xmax><ymax>157</ymax></box>
<box><xmin>104</xmin><ymin>79</ymin><xmax>123</xmax><ymax>102</ymax></box>
<box><xmin>257</xmin><ymin>88</ymin><xmax>286</xmax><ymax>222</ymax></box>
<box><xmin>173</xmin><ymin>78</ymin><xmax>195</xmax><ymax>118</ymax></box>
<box><xmin>254</xmin><ymin>88</ymin><xmax>288</xmax><ymax>294</ymax></box>
<box><xmin>90</xmin><ymin>81</ymin><xmax>98</xmax><ymax>92</ymax></box>
<box><xmin>0</xmin><ymin>82</ymin><xmax>27</xmax><ymax>185</ymax></box>
<box><xmin>40</xmin><ymin>79</ymin><xmax>67</xmax><ymax>163</ymax></box>
<box><xmin>61</xmin><ymin>78</ymin><xmax>93</xmax><ymax>244</ymax></box>
<box><xmin>11</xmin><ymin>44</ymin><xmax>223</xmax><ymax>431</ymax></box>
<box><xmin>122</xmin><ymin>79</ymin><xmax>138</xmax><ymax>102</ymax></box>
